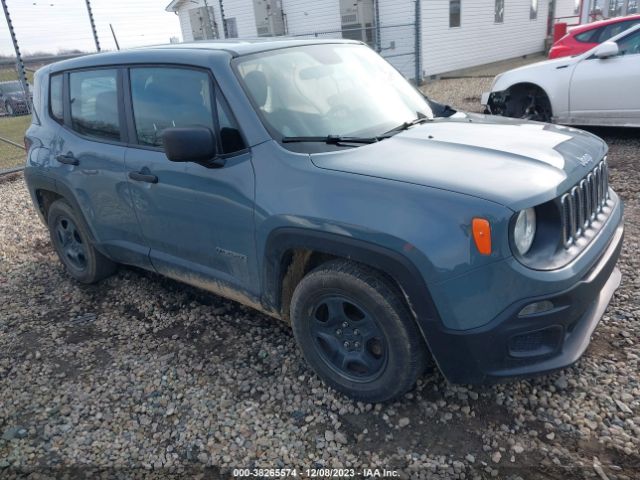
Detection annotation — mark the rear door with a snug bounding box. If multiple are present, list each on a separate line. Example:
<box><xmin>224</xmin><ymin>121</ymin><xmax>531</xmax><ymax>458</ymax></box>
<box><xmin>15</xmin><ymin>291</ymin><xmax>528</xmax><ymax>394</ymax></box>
<box><xmin>123</xmin><ymin>66</ymin><xmax>260</xmax><ymax>298</ymax></box>
<box><xmin>51</xmin><ymin>67</ymin><xmax>150</xmax><ymax>268</ymax></box>
<box><xmin>569</xmin><ymin>28</ymin><xmax>640</xmax><ymax>125</ymax></box>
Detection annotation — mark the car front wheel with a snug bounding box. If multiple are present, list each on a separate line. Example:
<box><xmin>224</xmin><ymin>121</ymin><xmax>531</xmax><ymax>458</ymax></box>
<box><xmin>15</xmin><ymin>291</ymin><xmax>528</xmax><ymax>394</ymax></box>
<box><xmin>47</xmin><ymin>199</ymin><xmax>116</xmax><ymax>284</ymax></box>
<box><xmin>290</xmin><ymin>260</ymin><xmax>427</xmax><ymax>402</ymax></box>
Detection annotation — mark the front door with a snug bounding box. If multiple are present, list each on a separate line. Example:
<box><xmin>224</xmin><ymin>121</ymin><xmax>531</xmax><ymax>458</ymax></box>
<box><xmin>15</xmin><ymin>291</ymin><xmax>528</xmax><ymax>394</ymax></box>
<box><xmin>570</xmin><ymin>27</ymin><xmax>640</xmax><ymax>124</ymax></box>
<box><xmin>123</xmin><ymin>66</ymin><xmax>260</xmax><ymax>298</ymax></box>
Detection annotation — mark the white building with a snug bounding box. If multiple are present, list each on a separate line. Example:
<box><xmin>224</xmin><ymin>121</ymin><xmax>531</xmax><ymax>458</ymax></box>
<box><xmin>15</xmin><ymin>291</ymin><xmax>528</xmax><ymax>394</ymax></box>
<box><xmin>165</xmin><ymin>0</ymin><xmax>582</xmax><ymax>79</ymax></box>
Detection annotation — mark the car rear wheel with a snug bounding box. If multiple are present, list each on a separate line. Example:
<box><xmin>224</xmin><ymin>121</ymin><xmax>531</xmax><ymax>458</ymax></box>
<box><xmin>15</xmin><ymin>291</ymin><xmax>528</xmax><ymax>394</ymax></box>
<box><xmin>47</xmin><ymin>199</ymin><xmax>116</xmax><ymax>284</ymax></box>
<box><xmin>290</xmin><ymin>260</ymin><xmax>427</xmax><ymax>402</ymax></box>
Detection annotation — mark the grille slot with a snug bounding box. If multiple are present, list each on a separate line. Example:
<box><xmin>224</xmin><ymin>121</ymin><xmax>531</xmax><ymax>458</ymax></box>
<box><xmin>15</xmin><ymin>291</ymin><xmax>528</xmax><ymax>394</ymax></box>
<box><xmin>560</xmin><ymin>159</ymin><xmax>609</xmax><ymax>247</ymax></box>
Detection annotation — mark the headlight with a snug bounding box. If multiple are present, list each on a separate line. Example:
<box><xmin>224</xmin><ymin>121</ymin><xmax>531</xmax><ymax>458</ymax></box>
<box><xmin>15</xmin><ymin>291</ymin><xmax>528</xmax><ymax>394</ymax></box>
<box><xmin>513</xmin><ymin>208</ymin><xmax>536</xmax><ymax>255</ymax></box>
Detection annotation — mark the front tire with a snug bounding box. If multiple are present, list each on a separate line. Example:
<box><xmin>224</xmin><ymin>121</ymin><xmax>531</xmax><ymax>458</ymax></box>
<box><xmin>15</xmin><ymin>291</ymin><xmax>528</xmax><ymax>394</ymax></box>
<box><xmin>505</xmin><ymin>87</ymin><xmax>552</xmax><ymax>122</ymax></box>
<box><xmin>290</xmin><ymin>260</ymin><xmax>427</xmax><ymax>402</ymax></box>
<box><xmin>47</xmin><ymin>199</ymin><xmax>116</xmax><ymax>284</ymax></box>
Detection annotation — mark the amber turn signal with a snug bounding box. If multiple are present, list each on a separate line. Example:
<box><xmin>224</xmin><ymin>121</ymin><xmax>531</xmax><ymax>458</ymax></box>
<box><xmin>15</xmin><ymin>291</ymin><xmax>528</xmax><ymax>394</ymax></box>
<box><xmin>472</xmin><ymin>218</ymin><xmax>492</xmax><ymax>255</ymax></box>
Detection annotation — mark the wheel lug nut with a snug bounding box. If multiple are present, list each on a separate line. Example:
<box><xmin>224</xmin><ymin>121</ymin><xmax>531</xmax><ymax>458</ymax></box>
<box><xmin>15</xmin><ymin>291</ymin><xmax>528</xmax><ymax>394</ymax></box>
<box><xmin>353</xmin><ymin>329</ymin><xmax>360</xmax><ymax>335</ymax></box>
<box><xmin>335</xmin><ymin>329</ymin><xmax>342</xmax><ymax>335</ymax></box>
<box><xmin>354</xmin><ymin>342</ymin><xmax>360</xmax><ymax>348</ymax></box>
<box><xmin>342</xmin><ymin>322</ymin><xmax>348</xmax><ymax>328</ymax></box>
<box><xmin>343</xmin><ymin>341</ymin><xmax>350</xmax><ymax>348</ymax></box>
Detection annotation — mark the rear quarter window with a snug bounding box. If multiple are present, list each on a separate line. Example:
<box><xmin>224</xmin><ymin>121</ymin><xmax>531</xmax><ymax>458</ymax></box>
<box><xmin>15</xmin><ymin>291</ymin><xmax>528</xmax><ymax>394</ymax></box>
<box><xmin>49</xmin><ymin>74</ymin><xmax>63</xmax><ymax>123</ymax></box>
<box><xmin>575</xmin><ymin>28</ymin><xmax>600</xmax><ymax>43</ymax></box>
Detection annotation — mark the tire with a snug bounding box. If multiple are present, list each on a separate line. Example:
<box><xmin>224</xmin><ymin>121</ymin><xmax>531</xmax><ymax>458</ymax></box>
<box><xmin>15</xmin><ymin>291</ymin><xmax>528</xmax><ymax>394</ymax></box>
<box><xmin>47</xmin><ymin>199</ymin><xmax>116</xmax><ymax>284</ymax></box>
<box><xmin>505</xmin><ymin>87</ymin><xmax>551</xmax><ymax>122</ymax></box>
<box><xmin>290</xmin><ymin>260</ymin><xmax>427</xmax><ymax>402</ymax></box>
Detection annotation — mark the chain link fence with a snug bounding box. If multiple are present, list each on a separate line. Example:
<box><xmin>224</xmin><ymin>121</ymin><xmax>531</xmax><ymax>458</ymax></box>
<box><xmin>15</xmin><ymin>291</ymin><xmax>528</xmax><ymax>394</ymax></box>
<box><xmin>0</xmin><ymin>59</ymin><xmax>28</xmax><ymax>171</ymax></box>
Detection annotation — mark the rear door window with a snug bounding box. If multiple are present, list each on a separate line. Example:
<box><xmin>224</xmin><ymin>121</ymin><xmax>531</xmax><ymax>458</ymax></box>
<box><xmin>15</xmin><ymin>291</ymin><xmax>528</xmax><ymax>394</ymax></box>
<box><xmin>597</xmin><ymin>20</ymin><xmax>640</xmax><ymax>43</ymax></box>
<box><xmin>69</xmin><ymin>69</ymin><xmax>121</xmax><ymax>141</ymax></box>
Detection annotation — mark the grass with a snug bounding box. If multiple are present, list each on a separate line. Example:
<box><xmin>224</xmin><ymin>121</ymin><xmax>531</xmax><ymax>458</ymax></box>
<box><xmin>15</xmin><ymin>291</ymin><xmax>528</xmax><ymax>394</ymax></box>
<box><xmin>0</xmin><ymin>68</ymin><xmax>34</xmax><ymax>83</ymax></box>
<box><xmin>0</xmin><ymin>114</ymin><xmax>30</xmax><ymax>170</ymax></box>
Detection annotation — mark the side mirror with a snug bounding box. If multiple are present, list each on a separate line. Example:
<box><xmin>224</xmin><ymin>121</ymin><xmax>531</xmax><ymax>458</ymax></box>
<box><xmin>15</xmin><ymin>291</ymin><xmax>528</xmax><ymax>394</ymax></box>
<box><xmin>593</xmin><ymin>41</ymin><xmax>619</xmax><ymax>59</ymax></box>
<box><xmin>161</xmin><ymin>127</ymin><xmax>218</xmax><ymax>164</ymax></box>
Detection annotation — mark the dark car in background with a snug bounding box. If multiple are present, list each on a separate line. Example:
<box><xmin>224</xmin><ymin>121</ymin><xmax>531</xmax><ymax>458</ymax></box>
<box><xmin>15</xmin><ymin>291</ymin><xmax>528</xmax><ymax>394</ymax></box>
<box><xmin>0</xmin><ymin>80</ymin><xmax>30</xmax><ymax>116</ymax></box>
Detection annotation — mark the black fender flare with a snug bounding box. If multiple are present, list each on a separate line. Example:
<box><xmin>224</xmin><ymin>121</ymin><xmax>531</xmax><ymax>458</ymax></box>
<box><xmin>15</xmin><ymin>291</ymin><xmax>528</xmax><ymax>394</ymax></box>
<box><xmin>262</xmin><ymin>227</ymin><xmax>442</xmax><ymax>341</ymax></box>
<box><xmin>25</xmin><ymin>170</ymin><xmax>110</xmax><ymax>259</ymax></box>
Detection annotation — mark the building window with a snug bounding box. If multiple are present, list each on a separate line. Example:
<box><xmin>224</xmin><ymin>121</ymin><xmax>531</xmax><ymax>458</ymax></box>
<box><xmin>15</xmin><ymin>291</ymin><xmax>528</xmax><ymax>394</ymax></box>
<box><xmin>530</xmin><ymin>0</ymin><xmax>538</xmax><ymax>19</ymax></box>
<box><xmin>450</xmin><ymin>0</ymin><xmax>461</xmax><ymax>27</ymax></box>
<box><xmin>225</xmin><ymin>17</ymin><xmax>238</xmax><ymax>38</ymax></box>
<box><xmin>495</xmin><ymin>0</ymin><xmax>504</xmax><ymax>23</ymax></box>
<box><xmin>189</xmin><ymin>6</ymin><xmax>218</xmax><ymax>40</ymax></box>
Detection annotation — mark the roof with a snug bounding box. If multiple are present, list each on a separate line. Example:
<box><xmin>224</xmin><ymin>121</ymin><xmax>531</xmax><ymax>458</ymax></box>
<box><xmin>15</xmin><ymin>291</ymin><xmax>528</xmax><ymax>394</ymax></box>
<box><xmin>147</xmin><ymin>37</ymin><xmax>360</xmax><ymax>56</ymax></box>
<box><xmin>569</xmin><ymin>13</ymin><xmax>640</xmax><ymax>34</ymax></box>
<box><xmin>45</xmin><ymin>38</ymin><xmax>362</xmax><ymax>72</ymax></box>
<box><xmin>165</xmin><ymin>0</ymin><xmax>184</xmax><ymax>12</ymax></box>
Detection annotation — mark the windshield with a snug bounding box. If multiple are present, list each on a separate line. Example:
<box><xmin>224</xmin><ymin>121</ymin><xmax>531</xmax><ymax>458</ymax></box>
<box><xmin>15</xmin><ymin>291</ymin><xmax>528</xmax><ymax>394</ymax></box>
<box><xmin>1</xmin><ymin>82</ymin><xmax>23</xmax><ymax>94</ymax></box>
<box><xmin>235</xmin><ymin>44</ymin><xmax>433</xmax><ymax>139</ymax></box>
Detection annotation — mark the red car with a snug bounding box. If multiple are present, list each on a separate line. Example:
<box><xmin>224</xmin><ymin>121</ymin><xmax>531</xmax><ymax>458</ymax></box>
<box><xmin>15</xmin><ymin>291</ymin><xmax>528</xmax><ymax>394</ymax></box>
<box><xmin>549</xmin><ymin>14</ymin><xmax>640</xmax><ymax>59</ymax></box>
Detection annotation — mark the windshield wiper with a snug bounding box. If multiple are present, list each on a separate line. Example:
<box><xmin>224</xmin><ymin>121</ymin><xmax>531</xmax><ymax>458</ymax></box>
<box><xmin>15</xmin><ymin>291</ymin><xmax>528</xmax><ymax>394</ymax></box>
<box><xmin>383</xmin><ymin>114</ymin><xmax>432</xmax><ymax>136</ymax></box>
<box><xmin>282</xmin><ymin>135</ymin><xmax>385</xmax><ymax>145</ymax></box>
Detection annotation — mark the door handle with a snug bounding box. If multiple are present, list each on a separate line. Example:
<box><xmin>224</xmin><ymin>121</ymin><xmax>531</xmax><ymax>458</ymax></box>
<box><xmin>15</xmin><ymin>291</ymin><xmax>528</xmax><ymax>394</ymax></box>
<box><xmin>129</xmin><ymin>171</ymin><xmax>158</xmax><ymax>184</ymax></box>
<box><xmin>56</xmin><ymin>154</ymin><xmax>79</xmax><ymax>166</ymax></box>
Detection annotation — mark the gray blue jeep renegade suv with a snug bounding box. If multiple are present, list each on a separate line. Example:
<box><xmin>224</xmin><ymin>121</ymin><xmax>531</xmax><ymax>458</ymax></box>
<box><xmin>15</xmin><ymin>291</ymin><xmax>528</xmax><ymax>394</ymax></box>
<box><xmin>24</xmin><ymin>39</ymin><xmax>623</xmax><ymax>402</ymax></box>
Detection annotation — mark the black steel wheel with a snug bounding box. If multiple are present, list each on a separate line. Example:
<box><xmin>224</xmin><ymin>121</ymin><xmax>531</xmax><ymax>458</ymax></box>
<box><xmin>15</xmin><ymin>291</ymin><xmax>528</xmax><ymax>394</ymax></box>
<box><xmin>308</xmin><ymin>295</ymin><xmax>388</xmax><ymax>382</ymax></box>
<box><xmin>290</xmin><ymin>260</ymin><xmax>427</xmax><ymax>402</ymax></box>
<box><xmin>47</xmin><ymin>199</ymin><xmax>116</xmax><ymax>284</ymax></box>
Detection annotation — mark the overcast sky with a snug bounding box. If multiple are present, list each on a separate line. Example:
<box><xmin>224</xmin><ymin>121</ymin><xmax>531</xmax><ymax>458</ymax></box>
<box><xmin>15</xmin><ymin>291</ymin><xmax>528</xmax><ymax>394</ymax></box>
<box><xmin>0</xmin><ymin>0</ymin><xmax>183</xmax><ymax>57</ymax></box>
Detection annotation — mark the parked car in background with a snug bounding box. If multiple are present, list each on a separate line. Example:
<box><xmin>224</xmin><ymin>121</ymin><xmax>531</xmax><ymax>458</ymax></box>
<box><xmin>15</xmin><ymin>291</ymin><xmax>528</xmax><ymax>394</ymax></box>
<box><xmin>0</xmin><ymin>80</ymin><xmax>30</xmax><ymax>116</ymax></box>
<box><xmin>482</xmin><ymin>24</ymin><xmax>640</xmax><ymax>127</ymax></box>
<box><xmin>549</xmin><ymin>14</ymin><xmax>640</xmax><ymax>59</ymax></box>
<box><xmin>24</xmin><ymin>39</ymin><xmax>623</xmax><ymax>402</ymax></box>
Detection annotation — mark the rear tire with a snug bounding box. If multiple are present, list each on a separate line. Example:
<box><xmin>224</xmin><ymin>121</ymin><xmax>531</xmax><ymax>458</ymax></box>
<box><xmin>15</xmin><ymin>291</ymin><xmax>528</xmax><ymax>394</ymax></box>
<box><xmin>47</xmin><ymin>199</ymin><xmax>116</xmax><ymax>284</ymax></box>
<box><xmin>290</xmin><ymin>260</ymin><xmax>427</xmax><ymax>402</ymax></box>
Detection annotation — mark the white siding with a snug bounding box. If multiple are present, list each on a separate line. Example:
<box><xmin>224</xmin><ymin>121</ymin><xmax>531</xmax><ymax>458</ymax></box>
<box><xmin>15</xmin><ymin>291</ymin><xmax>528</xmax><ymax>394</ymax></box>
<box><xmin>221</xmin><ymin>0</ymin><xmax>258</xmax><ymax>37</ymax></box>
<box><xmin>554</xmin><ymin>0</ymin><xmax>581</xmax><ymax>22</ymax></box>
<box><xmin>422</xmin><ymin>0</ymin><xmax>549</xmax><ymax>76</ymax></box>
<box><xmin>378</xmin><ymin>0</ymin><xmax>418</xmax><ymax>78</ymax></box>
<box><xmin>283</xmin><ymin>0</ymin><xmax>341</xmax><ymax>35</ymax></box>
<box><xmin>175</xmin><ymin>0</ymin><xmax>258</xmax><ymax>39</ymax></box>
<box><xmin>177</xmin><ymin>8</ymin><xmax>194</xmax><ymax>41</ymax></box>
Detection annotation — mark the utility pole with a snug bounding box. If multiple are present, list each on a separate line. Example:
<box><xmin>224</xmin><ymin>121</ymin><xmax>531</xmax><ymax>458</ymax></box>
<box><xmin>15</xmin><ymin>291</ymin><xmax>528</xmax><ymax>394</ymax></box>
<box><xmin>374</xmin><ymin>0</ymin><xmax>381</xmax><ymax>52</ymax></box>
<box><xmin>1</xmin><ymin>0</ymin><xmax>31</xmax><ymax>113</ymax></box>
<box><xmin>218</xmin><ymin>0</ymin><xmax>228</xmax><ymax>38</ymax></box>
<box><xmin>110</xmin><ymin>23</ymin><xmax>120</xmax><ymax>50</ymax></box>
<box><xmin>85</xmin><ymin>0</ymin><xmax>101</xmax><ymax>52</ymax></box>
<box><xmin>202</xmin><ymin>0</ymin><xmax>218</xmax><ymax>39</ymax></box>
<box><xmin>414</xmin><ymin>0</ymin><xmax>422</xmax><ymax>86</ymax></box>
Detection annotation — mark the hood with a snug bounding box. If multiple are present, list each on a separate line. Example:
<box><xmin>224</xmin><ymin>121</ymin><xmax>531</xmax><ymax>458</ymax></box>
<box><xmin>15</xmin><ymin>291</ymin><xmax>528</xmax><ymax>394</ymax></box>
<box><xmin>310</xmin><ymin>114</ymin><xmax>608</xmax><ymax>211</ymax></box>
<box><xmin>493</xmin><ymin>56</ymin><xmax>575</xmax><ymax>83</ymax></box>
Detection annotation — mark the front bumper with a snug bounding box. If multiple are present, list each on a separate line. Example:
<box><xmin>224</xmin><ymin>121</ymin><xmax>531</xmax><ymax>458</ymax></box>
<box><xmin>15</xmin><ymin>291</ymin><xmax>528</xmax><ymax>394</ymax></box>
<box><xmin>426</xmin><ymin>222</ymin><xmax>623</xmax><ymax>384</ymax></box>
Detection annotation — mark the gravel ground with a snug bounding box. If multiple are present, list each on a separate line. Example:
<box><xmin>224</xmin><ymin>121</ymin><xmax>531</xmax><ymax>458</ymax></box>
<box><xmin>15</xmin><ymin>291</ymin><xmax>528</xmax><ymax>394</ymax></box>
<box><xmin>1</xmin><ymin>78</ymin><xmax>639</xmax><ymax>479</ymax></box>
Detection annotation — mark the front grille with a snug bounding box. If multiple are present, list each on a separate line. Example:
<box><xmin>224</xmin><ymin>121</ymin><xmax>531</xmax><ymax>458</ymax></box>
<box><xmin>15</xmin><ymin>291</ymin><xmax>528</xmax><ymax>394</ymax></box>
<box><xmin>560</xmin><ymin>159</ymin><xmax>609</xmax><ymax>247</ymax></box>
